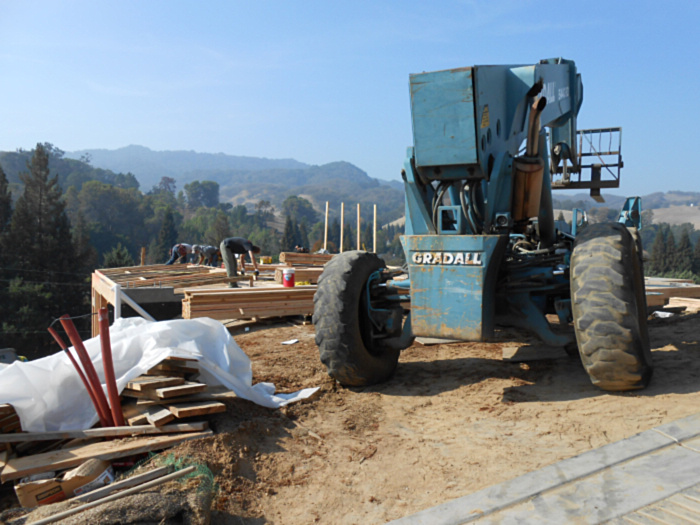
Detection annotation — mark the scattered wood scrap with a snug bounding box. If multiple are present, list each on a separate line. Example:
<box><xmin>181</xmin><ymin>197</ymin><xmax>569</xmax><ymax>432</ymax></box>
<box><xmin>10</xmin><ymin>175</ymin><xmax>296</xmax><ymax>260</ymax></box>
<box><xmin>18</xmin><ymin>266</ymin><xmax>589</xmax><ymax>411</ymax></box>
<box><xmin>1</xmin><ymin>431</ymin><xmax>212</xmax><ymax>482</ymax></box>
<box><xmin>182</xmin><ymin>286</ymin><xmax>317</xmax><ymax>321</ymax></box>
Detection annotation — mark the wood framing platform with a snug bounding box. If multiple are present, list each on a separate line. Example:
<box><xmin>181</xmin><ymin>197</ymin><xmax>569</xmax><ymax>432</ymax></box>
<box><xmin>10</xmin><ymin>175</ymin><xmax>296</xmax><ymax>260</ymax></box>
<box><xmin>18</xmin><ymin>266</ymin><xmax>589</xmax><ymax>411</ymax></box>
<box><xmin>90</xmin><ymin>263</ymin><xmax>319</xmax><ymax>336</ymax></box>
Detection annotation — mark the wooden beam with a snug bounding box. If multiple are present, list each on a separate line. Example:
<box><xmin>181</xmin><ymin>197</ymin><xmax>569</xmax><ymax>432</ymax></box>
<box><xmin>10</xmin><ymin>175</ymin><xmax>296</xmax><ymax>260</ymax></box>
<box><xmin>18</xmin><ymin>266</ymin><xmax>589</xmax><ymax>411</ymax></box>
<box><xmin>0</xmin><ymin>422</ymin><xmax>208</xmax><ymax>443</ymax></box>
<box><xmin>324</xmin><ymin>201</ymin><xmax>329</xmax><ymax>251</ymax></box>
<box><xmin>373</xmin><ymin>203</ymin><xmax>377</xmax><ymax>253</ymax></box>
<box><xmin>1</xmin><ymin>431</ymin><xmax>212</xmax><ymax>482</ymax></box>
<box><xmin>166</xmin><ymin>401</ymin><xmax>226</xmax><ymax>418</ymax></box>
<box><xmin>357</xmin><ymin>203</ymin><xmax>361</xmax><ymax>250</ymax></box>
<box><xmin>340</xmin><ymin>202</ymin><xmax>344</xmax><ymax>253</ymax></box>
<box><xmin>278</xmin><ymin>253</ymin><xmax>333</xmax><ymax>266</ymax></box>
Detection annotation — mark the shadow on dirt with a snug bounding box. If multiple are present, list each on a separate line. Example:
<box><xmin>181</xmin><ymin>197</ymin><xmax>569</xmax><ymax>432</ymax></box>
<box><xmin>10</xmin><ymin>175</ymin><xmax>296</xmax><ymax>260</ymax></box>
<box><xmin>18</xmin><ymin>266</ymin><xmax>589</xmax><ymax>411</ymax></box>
<box><xmin>365</xmin><ymin>321</ymin><xmax>700</xmax><ymax>404</ymax></box>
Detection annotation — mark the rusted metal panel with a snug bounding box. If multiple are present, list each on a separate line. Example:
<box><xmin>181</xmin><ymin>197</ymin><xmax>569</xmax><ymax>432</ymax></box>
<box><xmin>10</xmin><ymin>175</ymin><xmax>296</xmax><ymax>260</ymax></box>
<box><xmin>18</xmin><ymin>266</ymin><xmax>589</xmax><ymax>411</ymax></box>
<box><xmin>404</xmin><ymin>234</ymin><xmax>507</xmax><ymax>340</ymax></box>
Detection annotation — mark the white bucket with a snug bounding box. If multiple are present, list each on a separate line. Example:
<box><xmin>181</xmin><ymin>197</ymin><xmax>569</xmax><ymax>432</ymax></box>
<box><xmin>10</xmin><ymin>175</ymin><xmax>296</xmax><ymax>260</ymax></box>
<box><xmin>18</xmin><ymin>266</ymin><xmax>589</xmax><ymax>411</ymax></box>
<box><xmin>282</xmin><ymin>268</ymin><xmax>295</xmax><ymax>287</ymax></box>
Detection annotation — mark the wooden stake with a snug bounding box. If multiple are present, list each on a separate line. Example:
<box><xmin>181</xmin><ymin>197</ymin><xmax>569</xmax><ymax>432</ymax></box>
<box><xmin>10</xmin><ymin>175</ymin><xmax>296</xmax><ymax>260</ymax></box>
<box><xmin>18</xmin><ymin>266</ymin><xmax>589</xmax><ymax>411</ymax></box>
<box><xmin>140</xmin><ymin>247</ymin><xmax>146</xmax><ymax>266</ymax></box>
<box><xmin>340</xmin><ymin>202</ymin><xmax>344</xmax><ymax>253</ymax></box>
<box><xmin>373</xmin><ymin>204</ymin><xmax>377</xmax><ymax>253</ymax></box>
<box><xmin>323</xmin><ymin>201</ymin><xmax>329</xmax><ymax>252</ymax></box>
<box><xmin>357</xmin><ymin>203</ymin><xmax>361</xmax><ymax>250</ymax></box>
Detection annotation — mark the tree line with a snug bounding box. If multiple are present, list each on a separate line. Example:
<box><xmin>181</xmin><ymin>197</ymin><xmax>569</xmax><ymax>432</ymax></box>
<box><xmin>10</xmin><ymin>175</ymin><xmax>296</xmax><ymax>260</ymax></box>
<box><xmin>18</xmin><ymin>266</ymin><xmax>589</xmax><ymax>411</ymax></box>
<box><xmin>0</xmin><ymin>144</ymin><xmax>405</xmax><ymax>358</ymax></box>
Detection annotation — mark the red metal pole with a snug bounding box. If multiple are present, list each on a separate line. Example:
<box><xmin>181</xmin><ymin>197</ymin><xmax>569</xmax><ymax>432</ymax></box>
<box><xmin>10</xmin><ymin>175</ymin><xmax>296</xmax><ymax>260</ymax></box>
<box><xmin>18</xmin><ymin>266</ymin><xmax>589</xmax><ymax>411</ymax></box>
<box><xmin>98</xmin><ymin>308</ymin><xmax>125</xmax><ymax>426</ymax></box>
<box><xmin>59</xmin><ymin>315</ymin><xmax>114</xmax><ymax>427</ymax></box>
<box><xmin>48</xmin><ymin>327</ymin><xmax>111</xmax><ymax>428</ymax></box>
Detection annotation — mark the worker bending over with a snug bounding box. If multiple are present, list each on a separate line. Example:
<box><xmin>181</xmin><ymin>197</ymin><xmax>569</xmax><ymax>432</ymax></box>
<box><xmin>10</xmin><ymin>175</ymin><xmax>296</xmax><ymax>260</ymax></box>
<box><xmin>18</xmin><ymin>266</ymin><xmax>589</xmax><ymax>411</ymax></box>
<box><xmin>193</xmin><ymin>245</ymin><xmax>220</xmax><ymax>267</ymax></box>
<box><xmin>220</xmin><ymin>237</ymin><xmax>261</xmax><ymax>287</ymax></box>
<box><xmin>165</xmin><ymin>243</ymin><xmax>192</xmax><ymax>265</ymax></box>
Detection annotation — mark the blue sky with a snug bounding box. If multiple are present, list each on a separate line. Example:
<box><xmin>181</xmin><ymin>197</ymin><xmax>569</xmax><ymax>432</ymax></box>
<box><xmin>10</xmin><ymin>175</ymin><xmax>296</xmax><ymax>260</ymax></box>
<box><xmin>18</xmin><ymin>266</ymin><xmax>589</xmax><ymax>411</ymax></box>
<box><xmin>0</xmin><ymin>1</ymin><xmax>697</xmax><ymax>196</ymax></box>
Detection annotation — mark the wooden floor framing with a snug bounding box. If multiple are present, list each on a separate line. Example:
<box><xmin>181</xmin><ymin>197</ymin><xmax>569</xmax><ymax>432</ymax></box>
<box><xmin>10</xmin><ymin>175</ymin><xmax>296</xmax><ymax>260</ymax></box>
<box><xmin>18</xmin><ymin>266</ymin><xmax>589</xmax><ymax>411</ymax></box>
<box><xmin>90</xmin><ymin>263</ymin><xmax>320</xmax><ymax>337</ymax></box>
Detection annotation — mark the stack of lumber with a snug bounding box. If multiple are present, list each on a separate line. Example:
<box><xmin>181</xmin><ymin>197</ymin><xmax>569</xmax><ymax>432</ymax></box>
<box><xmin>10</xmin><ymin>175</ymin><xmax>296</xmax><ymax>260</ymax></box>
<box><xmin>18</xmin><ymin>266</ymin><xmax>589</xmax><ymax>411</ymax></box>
<box><xmin>0</xmin><ymin>357</ymin><xmax>222</xmax><ymax>508</ymax></box>
<box><xmin>182</xmin><ymin>286</ymin><xmax>317</xmax><ymax>321</ymax></box>
<box><xmin>120</xmin><ymin>358</ymin><xmax>226</xmax><ymax>427</ymax></box>
<box><xmin>0</xmin><ymin>404</ymin><xmax>21</xmax><ymax>434</ymax></box>
<box><xmin>279</xmin><ymin>252</ymin><xmax>333</xmax><ymax>266</ymax></box>
<box><xmin>274</xmin><ymin>266</ymin><xmax>325</xmax><ymax>285</ymax></box>
<box><xmin>646</xmin><ymin>280</ymin><xmax>700</xmax><ymax>308</ymax></box>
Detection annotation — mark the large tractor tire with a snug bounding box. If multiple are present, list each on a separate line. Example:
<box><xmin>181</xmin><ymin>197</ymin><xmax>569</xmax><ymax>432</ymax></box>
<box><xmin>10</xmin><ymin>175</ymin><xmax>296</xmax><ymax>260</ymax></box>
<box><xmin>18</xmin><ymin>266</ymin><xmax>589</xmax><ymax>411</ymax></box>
<box><xmin>570</xmin><ymin>222</ymin><xmax>652</xmax><ymax>391</ymax></box>
<box><xmin>313</xmin><ymin>251</ymin><xmax>401</xmax><ymax>386</ymax></box>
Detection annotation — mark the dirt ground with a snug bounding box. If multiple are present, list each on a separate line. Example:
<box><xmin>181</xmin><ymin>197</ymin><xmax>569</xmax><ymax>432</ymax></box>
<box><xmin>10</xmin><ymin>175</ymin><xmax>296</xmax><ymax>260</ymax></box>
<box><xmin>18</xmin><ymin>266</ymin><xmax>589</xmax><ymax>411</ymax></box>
<box><xmin>156</xmin><ymin>310</ymin><xmax>700</xmax><ymax>524</ymax></box>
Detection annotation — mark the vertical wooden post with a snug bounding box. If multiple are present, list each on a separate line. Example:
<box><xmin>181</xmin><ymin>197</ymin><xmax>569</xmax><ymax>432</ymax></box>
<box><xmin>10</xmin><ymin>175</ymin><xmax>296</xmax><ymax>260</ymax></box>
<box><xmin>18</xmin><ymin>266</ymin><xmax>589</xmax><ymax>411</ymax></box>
<box><xmin>340</xmin><ymin>202</ymin><xmax>345</xmax><ymax>253</ymax></box>
<box><xmin>140</xmin><ymin>247</ymin><xmax>146</xmax><ymax>266</ymax></box>
<box><xmin>373</xmin><ymin>204</ymin><xmax>377</xmax><ymax>253</ymax></box>
<box><xmin>323</xmin><ymin>201</ymin><xmax>329</xmax><ymax>252</ymax></box>
<box><xmin>357</xmin><ymin>203</ymin><xmax>361</xmax><ymax>250</ymax></box>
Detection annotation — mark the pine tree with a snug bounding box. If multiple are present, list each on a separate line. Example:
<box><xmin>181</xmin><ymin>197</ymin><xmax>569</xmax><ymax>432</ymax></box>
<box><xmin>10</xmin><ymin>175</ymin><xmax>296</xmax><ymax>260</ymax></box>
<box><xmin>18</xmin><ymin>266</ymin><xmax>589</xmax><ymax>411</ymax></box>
<box><xmin>1</xmin><ymin>144</ymin><xmax>87</xmax><ymax>358</ymax></box>
<box><xmin>205</xmin><ymin>211</ymin><xmax>231</xmax><ymax>246</ymax></box>
<box><xmin>156</xmin><ymin>207</ymin><xmax>178</xmax><ymax>263</ymax></box>
<box><xmin>103</xmin><ymin>243</ymin><xmax>135</xmax><ymax>268</ymax></box>
<box><xmin>649</xmin><ymin>228</ymin><xmax>666</xmax><ymax>275</ymax></box>
<box><xmin>676</xmin><ymin>228</ymin><xmax>693</xmax><ymax>274</ymax></box>
<box><xmin>664</xmin><ymin>228</ymin><xmax>676</xmax><ymax>274</ymax></box>
<box><xmin>299</xmin><ymin>221</ymin><xmax>310</xmax><ymax>251</ymax></box>
<box><xmin>0</xmin><ymin>163</ymin><xmax>11</xmax><ymax>234</ymax></box>
<box><xmin>282</xmin><ymin>215</ymin><xmax>296</xmax><ymax>251</ymax></box>
<box><xmin>693</xmin><ymin>239</ymin><xmax>700</xmax><ymax>276</ymax></box>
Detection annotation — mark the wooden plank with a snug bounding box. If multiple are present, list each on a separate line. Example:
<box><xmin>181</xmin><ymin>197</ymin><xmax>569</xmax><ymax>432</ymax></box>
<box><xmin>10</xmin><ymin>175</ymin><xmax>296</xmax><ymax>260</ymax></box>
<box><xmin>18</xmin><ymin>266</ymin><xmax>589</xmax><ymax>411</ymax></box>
<box><xmin>0</xmin><ymin>404</ymin><xmax>15</xmax><ymax>418</ymax></box>
<box><xmin>126</xmin><ymin>376</ymin><xmax>185</xmax><ymax>391</ymax></box>
<box><xmin>667</xmin><ymin>297</ymin><xmax>700</xmax><ymax>312</ymax></box>
<box><xmin>0</xmin><ymin>421</ymin><xmax>21</xmax><ymax>433</ymax></box>
<box><xmin>1</xmin><ymin>431</ymin><xmax>213</xmax><ymax>482</ymax></box>
<box><xmin>155</xmin><ymin>382</ymin><xmax>207</xmax><ymax>399</ymax></box>
<box><xmin>0</xmin><ymin>448</ymin><xmax>8</xmax><ymax>478</ymax></box>
<box><xmin>145</xmin><ymin>406</ymin><xmax>175</xmax><ymax>426</ymax></box>
<box><xmin>0</xmin><ymin>423</ymin><xmax>208</xmax><ymax>443</ymax></box>
<box><xmin>647</xmin><ymin>285</ymin><xmax>700</xmax><ymax>300</ymax></box>
<box><xmin>148</xmin><ymin>362</ymin><xmax>199</xmax><ymax>375</ymax></box>
<box><xmin>166</xmin><ymin>401</ymin><xmax>226</xmax><ymax>418</ymax></box>
<box><xmin>74</xmin><ymin>466</ymin><xmax>173</xmax><ymax>503</ymax></box>
<box><xmin>279</xmin><ymin>252</ymin><xmax>333</xmax><ymax>266</ymax></box>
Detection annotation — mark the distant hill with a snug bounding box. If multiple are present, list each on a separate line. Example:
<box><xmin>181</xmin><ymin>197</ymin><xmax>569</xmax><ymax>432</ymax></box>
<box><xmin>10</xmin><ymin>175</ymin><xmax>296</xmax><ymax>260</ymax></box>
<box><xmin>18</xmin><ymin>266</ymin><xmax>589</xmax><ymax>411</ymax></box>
<box><xmin>66</xmin><ymin>145</ymin><xmax>309</xmax><ymax>191</ymax></box>
<box><xmin>64</xmin><ymin>146</ymin><xmax>406</xmax><ymax>225</ymax></box>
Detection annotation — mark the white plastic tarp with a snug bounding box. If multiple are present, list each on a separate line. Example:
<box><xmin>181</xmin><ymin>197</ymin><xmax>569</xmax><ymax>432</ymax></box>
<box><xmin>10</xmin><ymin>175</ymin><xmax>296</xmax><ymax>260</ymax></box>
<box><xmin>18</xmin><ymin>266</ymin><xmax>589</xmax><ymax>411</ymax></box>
<box><xmin>0</xmin><ymin>317</ymin><xmax>318</xmax><ymax>432</ymax></box>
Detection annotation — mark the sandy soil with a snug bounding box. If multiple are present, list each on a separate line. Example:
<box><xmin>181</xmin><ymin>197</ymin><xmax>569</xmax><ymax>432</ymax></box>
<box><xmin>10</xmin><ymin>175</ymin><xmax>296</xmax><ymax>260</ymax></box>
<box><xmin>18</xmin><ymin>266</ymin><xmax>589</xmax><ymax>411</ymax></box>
<box><xmin>161</xmin><ymin>311</ymin><xmax>700</xmax><ymax>524</ymax></box>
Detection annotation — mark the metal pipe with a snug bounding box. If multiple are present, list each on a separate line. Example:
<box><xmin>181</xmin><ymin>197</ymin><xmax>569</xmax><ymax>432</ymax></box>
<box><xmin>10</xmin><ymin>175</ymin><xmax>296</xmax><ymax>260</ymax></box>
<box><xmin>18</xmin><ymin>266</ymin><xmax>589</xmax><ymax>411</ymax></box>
<box><xmin>27</xmin><ymin>466</ymin><xmax>197</xmax><ymax>525</ymax></box>
<box><xmin>113</xmin><ymin>285</ymin><xmax>155</xmax><ymax>322</ymax></box>
<box><xmin>98</xmin><ymin>308</ymin><xmax>125</xmax><ymax>427</ymax></box>
<box><xmin>113</xmin><ymin>286</ymin><xmax>122</xmax><ymax>319</ymax></box>
<box><xmin>59</xmin><ymin>315</ymin><xmax>114</xmax><ymax>427</ymax></box>
<box><xmin>526</xmin><ymin>97</ymin><xmax>547</xmax><ymax>156</ymax></box>
<box><xmin>47</xmin><ymin>327</ymin><xmax>111</xmax><ymax>428</ymax></box>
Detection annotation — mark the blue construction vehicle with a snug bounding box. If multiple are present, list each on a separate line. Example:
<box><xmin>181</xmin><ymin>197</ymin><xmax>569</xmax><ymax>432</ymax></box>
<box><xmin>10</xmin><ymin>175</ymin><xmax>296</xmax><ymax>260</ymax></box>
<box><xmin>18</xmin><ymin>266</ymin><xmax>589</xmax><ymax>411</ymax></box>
<box><xmin>313</xmin><ymin>58</ymin><xmax>650</xmax><ymax>392</ymax></box>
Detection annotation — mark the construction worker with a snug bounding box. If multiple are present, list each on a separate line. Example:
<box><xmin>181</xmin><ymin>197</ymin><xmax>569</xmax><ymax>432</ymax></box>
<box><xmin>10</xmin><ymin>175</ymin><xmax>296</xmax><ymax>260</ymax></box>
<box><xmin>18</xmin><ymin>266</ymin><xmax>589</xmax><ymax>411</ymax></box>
<box><xmin>220</xmin><ymin>237</ymin><xmax>261</xmax><ymax>287</ymax></box>
<box><xmin>165</xmin><ymin>243</ymin><xmax>192</xmax><ymax>265</ymax></box>
<box><xmin>194</xmin><ymin>245</ymin><xmax>221</xmax><ymax>267</ymax></box>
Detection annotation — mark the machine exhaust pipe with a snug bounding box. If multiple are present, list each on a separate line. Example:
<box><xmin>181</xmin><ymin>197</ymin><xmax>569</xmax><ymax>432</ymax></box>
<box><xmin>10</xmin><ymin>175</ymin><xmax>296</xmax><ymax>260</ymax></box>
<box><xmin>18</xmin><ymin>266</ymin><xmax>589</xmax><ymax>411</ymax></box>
<box><xmin>513</xmin><ymin>96</ymin><xmax>547</xmax><ymax>225</ymax></box>
<box><xmin>526</xmin><ymin>96</ymin><xmax>547</xmax><ymax>156</ymax></box>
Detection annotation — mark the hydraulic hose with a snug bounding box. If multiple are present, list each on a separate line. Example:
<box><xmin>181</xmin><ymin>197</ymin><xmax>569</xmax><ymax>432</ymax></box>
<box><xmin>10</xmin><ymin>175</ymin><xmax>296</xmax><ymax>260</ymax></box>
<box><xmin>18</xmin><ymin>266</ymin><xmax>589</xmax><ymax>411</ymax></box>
<box><xmin>59</xmin><ymin>315</ymin><xmax>114</xmax><ymax>427</ymax></box>
<box><xmin>98</xmin><ymin>308</ymin><xmax>125</xmax><ymax>427</ymax></box>
<box><xmin>48</xmin><ymin>327</ymin><xmax>111</xmax><ymax>427</ymax></box>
